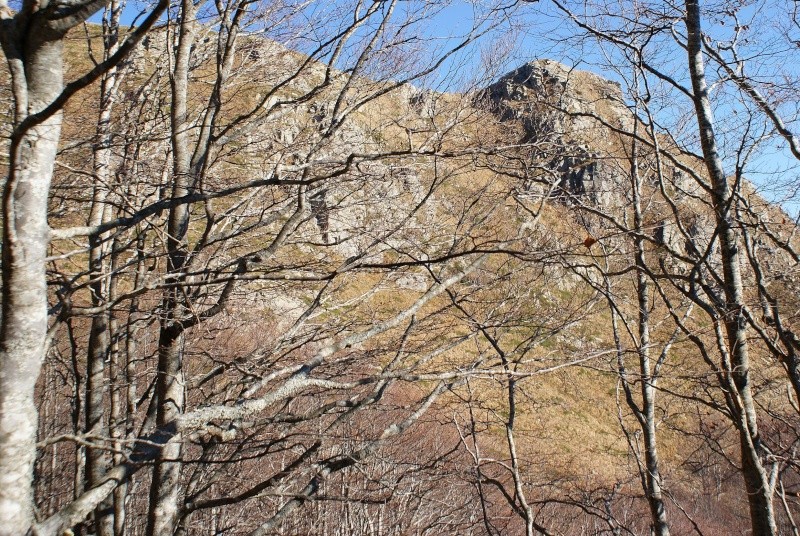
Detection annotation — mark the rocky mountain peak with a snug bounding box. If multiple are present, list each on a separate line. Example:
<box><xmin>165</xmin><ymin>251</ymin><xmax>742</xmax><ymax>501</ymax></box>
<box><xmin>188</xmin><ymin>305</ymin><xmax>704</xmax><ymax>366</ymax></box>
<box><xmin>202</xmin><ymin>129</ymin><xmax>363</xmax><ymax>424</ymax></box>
<box><xmin>479</xmin><ymin>60</ymin><xmax>637</xmax><ymax>207</ymax></box>
<box><xmin>484</xmin><ymin>59</ymin><xmax>631</xmax><ymax>144</ymax></box>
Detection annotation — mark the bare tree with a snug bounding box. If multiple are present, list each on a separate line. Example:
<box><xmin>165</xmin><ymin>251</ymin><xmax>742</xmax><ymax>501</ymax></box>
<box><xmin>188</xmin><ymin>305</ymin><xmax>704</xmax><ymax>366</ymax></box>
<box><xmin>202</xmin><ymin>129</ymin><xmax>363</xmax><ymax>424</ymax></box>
<box><xmin>0</xmin><ymin>1</ymin><xmax>167</xmax><ymax>532</ymax></box>
<box><xmin>534</xmin><ymin>0</ymin><xmax>800</xmax><ymax>532</ymax></box>
<box><xmin>13</xmin><ymin>1</ymin><xmax>563</xmax><ymax>534</ymax></box>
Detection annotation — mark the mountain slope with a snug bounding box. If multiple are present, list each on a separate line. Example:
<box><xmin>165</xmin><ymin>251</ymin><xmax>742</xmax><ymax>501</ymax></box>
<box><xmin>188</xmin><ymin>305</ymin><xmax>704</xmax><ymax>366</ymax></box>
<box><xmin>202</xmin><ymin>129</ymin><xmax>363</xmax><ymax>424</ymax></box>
<box><xmin>25</xmin><ymin>26</ymin><xmax>800</xmax><ymax>535</ymax></box>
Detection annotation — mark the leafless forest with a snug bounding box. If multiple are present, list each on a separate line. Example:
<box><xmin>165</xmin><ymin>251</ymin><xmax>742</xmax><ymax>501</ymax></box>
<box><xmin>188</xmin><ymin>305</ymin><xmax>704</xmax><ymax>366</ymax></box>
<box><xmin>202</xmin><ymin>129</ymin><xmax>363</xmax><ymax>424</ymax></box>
<box><xmin>1</xmin><ymin>0</ymin><xmax>800</xmax><ymax>534</ymax></box>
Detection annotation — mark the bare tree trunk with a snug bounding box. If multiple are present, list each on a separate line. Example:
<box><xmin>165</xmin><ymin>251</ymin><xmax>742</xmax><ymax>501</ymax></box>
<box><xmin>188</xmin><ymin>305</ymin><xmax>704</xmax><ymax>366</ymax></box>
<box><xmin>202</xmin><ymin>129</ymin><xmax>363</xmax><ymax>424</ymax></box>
<box><xmin>146</xmin><ymin>3</ymin><xmax>196</xmax><ymax>533</ymax></box>
<box><xmin>68</xmin><ymin>319</ymin><xmax>86</xmax><ymax>536</ymax></box>
<box><xmin>630</xmin><ymin>142</ymin><xmax>670</xmax><ymax>536</ymax></box>
<box><xmin>684</xmin><ymin>2</ymin><xmax>777</xmax><ymax>533</ymax></box>
<box><xmin>85</xmin><ymin>257</ymin><xmax>111</xmax><ymax>536</ymax></box>
<box><xmin>0</xmin><ymin>1</ymin><xmax>168</xmax><ymax>532</ymax></box>
<box><xmin>85</xmin><ymin>4</ymin><xmax>123</xmax><ymax>532</ymax></box>
<box><xmin>108</xmin><ymin>237</ymin><xmax>126</xmax><ymax>536</ymax></box>
<box><xmin>505</xmin><ymin>375</ymin><xmax>536</xmax><ymax>536</ymax></box>
<box><xmin>0</xmin><ymin>27</ymin><xmax>65</xmax><ymax>535</ymax></box>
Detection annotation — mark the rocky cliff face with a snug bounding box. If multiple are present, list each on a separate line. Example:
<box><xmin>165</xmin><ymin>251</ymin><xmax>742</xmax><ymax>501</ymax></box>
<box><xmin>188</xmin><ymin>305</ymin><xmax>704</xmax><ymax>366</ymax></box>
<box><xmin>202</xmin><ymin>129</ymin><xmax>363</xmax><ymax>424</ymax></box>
<box><xmin>482</xmin><ymin>59</ymin><xmax>715</xmax><ymax>253</ymax></box>
<box><xmin>482</xmin><ymin>60</ymin><xmax>636</xmax><ymax>209</ymax></box>
<box><xmin>484</xmin><ymin>59</ymin><xmax>631</xmax><ymax>142</ymax></box>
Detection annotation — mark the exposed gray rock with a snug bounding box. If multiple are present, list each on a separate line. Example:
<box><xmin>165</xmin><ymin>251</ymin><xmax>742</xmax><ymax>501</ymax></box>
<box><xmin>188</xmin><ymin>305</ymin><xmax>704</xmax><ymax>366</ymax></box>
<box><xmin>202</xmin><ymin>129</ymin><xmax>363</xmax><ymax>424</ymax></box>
<box><xmin>482</xmin><ymin>60</ymin><xmax>636</xmax><ymax>208</ymax></box>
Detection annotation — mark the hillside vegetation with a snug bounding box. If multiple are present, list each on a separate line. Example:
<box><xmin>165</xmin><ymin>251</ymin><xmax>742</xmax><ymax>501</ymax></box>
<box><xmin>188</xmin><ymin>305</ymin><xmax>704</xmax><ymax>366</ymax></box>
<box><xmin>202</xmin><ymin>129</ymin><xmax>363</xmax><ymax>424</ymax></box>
<box><xmin>2</xmin><ymin>2</ymin><xmax>800</xmax><ymax>535</ymax></box>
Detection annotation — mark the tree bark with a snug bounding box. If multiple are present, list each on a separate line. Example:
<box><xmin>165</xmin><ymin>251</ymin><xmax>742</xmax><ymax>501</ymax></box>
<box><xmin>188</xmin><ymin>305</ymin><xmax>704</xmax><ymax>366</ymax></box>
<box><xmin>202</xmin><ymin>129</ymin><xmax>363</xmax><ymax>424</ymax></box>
<box><xmin>0</xmin><ymin>1</ymin><xmax>166</xmax><ymax>531</ymax></box>
<box><xmin>684</xmin><ymin>1</ymin><xmax>777</xmax><ymax>534</ymax></box>
<box><xmin>0</xmin><ymin>26</ymin><xmax>64</xmax><ymax>535</ymax></box>
<box><xmin>630</xmin><ymin>134</ymin><xmax>670</xmax><ymax>536</ymax></box>
<box><xmin>146</xmin><ymin>3</ymin><xmax>196</xmax><ymax>533</ymax></box>
<box><xmin>86</xmin><ymin>4</ymin><xmax>123</xmax><ymax>532</ymax></box>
